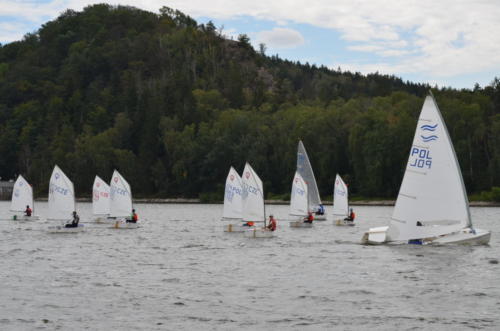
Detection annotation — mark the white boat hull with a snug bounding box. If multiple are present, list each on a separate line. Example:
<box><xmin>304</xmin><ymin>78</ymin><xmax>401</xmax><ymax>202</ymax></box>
<box><xmin>11</xmin><ymin>214</ymin><xmax>40</xmax><ymax>221</ymax></box>
<box><xmin>110</xmin><ymin>220</ymin><xmax>139</xmax><ymax>229</ymax></box>
<box><xmin>430</xmin><ymin>228</ymin><xmax>490</xmax><ymax>245</ymax></box>
<box><xmin>48</xmin><ymin>224</ymin><xmax>85</xmax><ymax>233</ymax></box>
<box><xmin>244</xmin><ymin>228</ymin><xmax>274</xmax><ymax>238</ymax></box>
<box><xmin>223</xmin><ymin>223</ymin><xmax>255</xmax><ymax>232</ymax></box>
<box><xmin>289</xmin><ymin>221</ymin><xmax>313</xmax><ymax>228</ymax></box>
<box><xmin>334</xmin><ymin>219</ymin><xmax>355</xmax><ymax>227</ymax></box>
<box><xmin>313</xmin><ymin>214</ymin><xmax>327</xmax><ymax>221</ymax></box>
<box><xmin>92</xmin><ymin>216</ymin><xmax>113</xmax><ymax>224</ymax></box>
<box><xmin>361</xmin><ymin>226</ymin><xmax>491</xmax><ymax>245</ymax></box>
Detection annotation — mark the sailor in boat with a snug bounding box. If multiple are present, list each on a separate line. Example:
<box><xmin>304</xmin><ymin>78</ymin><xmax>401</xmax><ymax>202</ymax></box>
<box><xmin>24</xmin><ymin>205</ymin><xmax>32</xmax><ymax>217</ymax></box>
<box><xmin>315</xmin><ymin>204</ymin><xmax>325</xmax><ymax>216</ymax></box>
<box><xmin>267</xmin><ymin>215</ymin><xmax>277</xmax><ymax>231</ymax></box>
<box><xmin>303</xmin><ymin>211</ymin><xmax>314</xmax><ymax>223</ymax></box>
<box><xmin>243</xmin><ymin>221</ymin><xmax>255</xmax><ymax>227</ymax></box>
<box><xmin>65</xmin><ymin>211</ymin><xmax>80</xmax><ymax>228</ymax></box>
<box><xmin>126</xmin><ymin>209</ymin><xmax>138</xmax><ymax>223</ymax></box>
<box><xmin>344</xmin><ymin>208</ymin><xmax>355</xmax><ymax>222</ymax></box>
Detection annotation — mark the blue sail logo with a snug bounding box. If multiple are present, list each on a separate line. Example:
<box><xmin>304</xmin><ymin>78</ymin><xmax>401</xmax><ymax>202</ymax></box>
<box><xmin>421</xmin><ymin>135</ymin><xmax>438</xmax><ymax>142</ymax></box>
<box><xmin>420</xmin><ymin>123</ymin><xmax>438</xmax><ymax>142</ymax></box>
<box><xmin>421</xmin><ymin>124</ymin><xmax>438</xmax><ymax>131</ymax></box>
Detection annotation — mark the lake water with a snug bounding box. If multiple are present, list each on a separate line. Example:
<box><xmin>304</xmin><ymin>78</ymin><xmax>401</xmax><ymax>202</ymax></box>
<box><xmin>0</xmin><ymin>202</ymin><xmax>499</xmax><ymax>330</ymax></box>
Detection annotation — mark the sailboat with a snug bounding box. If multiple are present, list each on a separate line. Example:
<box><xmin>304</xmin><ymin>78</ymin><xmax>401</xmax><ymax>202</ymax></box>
<box><xmin>362</xmin><ymin>93</ymin><xmax>490</xmax><ymax>245</ymax></box>
<box><xmin>92</xmin><ymin>175</ymin><xmax>110</xmax><ymax>223</ymax></box>
<box><xmin>241</xmin><ymin>163</ymin><xmax>274</xmax><ymax>238</ymax></box>
<box><xmin>47</xmin><ymin>165</ymin><xmax>84</xmax><ymax>233</ymax></box>
<box><xmin>297</xmin><ymin>141</ymin><xmax>326</xmax><ymax>220</ymax></box>
<box><xmin>109</xmin><ymin>170</ymin><xmax>137</xmax><ymax>229</ymax></box>
<box><xmin>333</xmin><ymin>174</ymin><xmax>353</xmax><ymax>226</ymax></box>
<box><xmin>10</xmin><ymin>175</ymin><xmax>39</xmax><ymax>221</ymax></box>
<box><xmin>222</xmin><ymin>167</ymin><xmax>252</xmax><ymax>232</ymax></box>
<box><xmin>289</xmin><ymin>172</ymin><xmax>313</xmax><ymax>228</ymax></box>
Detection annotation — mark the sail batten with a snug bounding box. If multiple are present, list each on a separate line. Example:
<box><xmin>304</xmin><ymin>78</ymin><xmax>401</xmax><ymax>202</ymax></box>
<box><xmin>388</xmin><ymin>94</ymin><xmax>471</xmax><ymax>241</ymax></box>
<box><xmin>222</xmin><ymin>167</ymin><xmax>243</xmax><ymax>220</ymax></box>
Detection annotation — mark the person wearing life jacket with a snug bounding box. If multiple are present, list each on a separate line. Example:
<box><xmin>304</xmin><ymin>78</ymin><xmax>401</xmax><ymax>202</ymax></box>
<box><xmin>24</xmin><ymin>205</ymin><xmax>32</xmax><ymax>217</ymax></box>
<box><xmin>65</xmin><ymin>211</ymin><xmax>80</xmax><ymax>228</ymax></box>
<box><xmin>267</xmin><ymin>215</ymin><xmax>277</xmax><ymax>231</ymax></box>
<box><xmin>304</xmin><ymin>211</ymin><xmax>314</xmax><ymax>223</ymax></box>
<box><xmin>344</xmin><ymin>208</ymin><xmax>355</xmax><ymax>222</ymax></box>
<box><xmin>316</xmin><ymin>204</ymin><xmax>325</xmax><ymax>215</ymax></box>
<box><xmin>127</xmin><ymin>209</ymin><xmax>138</xmax><ymax>223</ymax></box>
<box><xmin>243</xmin><ymin>221</ymin><xmax>255</xmax><ymax>227</ymax></box>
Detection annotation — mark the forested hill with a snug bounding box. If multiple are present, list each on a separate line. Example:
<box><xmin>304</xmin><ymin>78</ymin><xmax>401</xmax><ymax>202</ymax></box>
<box><xmin>1</xmin><ymin>4</ymin><xmax>500</xmax><ymax>200</ymax></box>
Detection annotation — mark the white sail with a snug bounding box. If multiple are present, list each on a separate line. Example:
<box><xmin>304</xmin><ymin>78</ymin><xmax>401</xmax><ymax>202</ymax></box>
<box><xmin>110</xmin><ymin>170</ymin><xmax>133</xmax><ymax>218</ymax></box>
<box><xmin>241</xmin><ymin>163</ymin><xmax>265</xmax><ymax>223</ymax></box>
<box><xmin>222</xmin><ymin>167</ymin><xmax>243</xmax><ymax>220</ymax></box>
<box><xmin>11</xmin><ymin>175</ymin><xmax>34</xmax><ymax>212</ymax></box>
<box><xmin>290</xmin><ymin>172</ymin><xmax>308</xmax><ymax>216</ymax></box>
<box><xmin>333</xmin><ymin>174</ymin><xmax>349</xmax><ymax>217</ymax></box>
<box><xmin>388</xmin><ymin>94</ymin><xmax>471</xmax><ymax>241</ymax></box>
<box><xmin>92</xmin><ymin>175</ymin><xmax>110</xmax><ymax>216</ymax></box>
<box><xmin>48</xmin><ymin>165</ymin><xmax>75</xmax><ymax>221</ymax></box>
<box><xmin>297</xmin><ymin>141</ymin><xmax>322</xmax><ymax>211</ymax></box>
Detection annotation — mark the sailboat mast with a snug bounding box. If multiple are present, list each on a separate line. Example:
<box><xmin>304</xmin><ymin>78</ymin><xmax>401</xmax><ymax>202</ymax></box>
<box><xmin>263</xmin><ymin>188</ymin><xmax>266</xmax><ymax>227</ymax></box>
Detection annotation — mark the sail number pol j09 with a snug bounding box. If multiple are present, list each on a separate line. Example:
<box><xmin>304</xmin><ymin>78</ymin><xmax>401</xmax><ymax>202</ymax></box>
<box><xmin>409</xmin><ymin>147</ymin><xmax>432</xmax><ymax>169</ymax></box>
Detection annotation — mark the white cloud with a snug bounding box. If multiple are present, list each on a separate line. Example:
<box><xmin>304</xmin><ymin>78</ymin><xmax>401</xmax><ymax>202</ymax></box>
<box><xmin>256</xmin><ymin>27</ymin><xmax>304</xmax><ymax>49</ymax></box>
<box><xmin>1</xmin><ymin>0</ymin><xmax>500</xmax><ymax>85</ymax></box>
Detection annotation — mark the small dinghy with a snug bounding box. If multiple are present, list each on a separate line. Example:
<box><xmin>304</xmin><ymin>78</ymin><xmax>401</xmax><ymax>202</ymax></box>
<box><xmin>47</xmin><ymin>165</ymin><xmax>84</xmax><ymax>233</ymax></box>
<box><xmin>362</xmin><ymin>93</ymin><xmax>490</xmax><ymax>245</ymax></box>
<box><xmin>297</xmin><ymin>141</ymin><xmax>326</xmax><ymax>220</ymax></box>
<box><xmin>109</xmin><ymin>170</ymin><xmax>138</xmax><ymax>229</ymax></box>
<box><xmin>221</xmin><ymin>167</ymin><xmax>253</xmax><ymax>232</ymax></box>
<box><xmin>289</xmin><ymin>172</ymin><xmax>313</xmax><ymax>228</ymax></box>
<box><xmin>10</xmin><ymin>175</ymin><xmax>39</xmax><ymax>221</ymax></box>
<box><xmin>92</xmin><ymin>175</ymin><xmax>111</xmax><ymax>223</ymax></box>
<box><xmin>48</xmin><ymin>224</ymin><xmax>85</xmax><ymax>233</ymax></box>
<box><xmin>111</xmin><ymin>219</ymin><xmax>139</xmax><ymax>229</ymax></box>
<box><xmin>244</xmin><ymin>227</ymin><xmax>275</xmax><ymax>238</ymax></box>
<box><xmin>333</xmin><ymin>174</ymin><xmax>354</xmax><ymax>226</ymax></box>
<box><xmin>241</xmin><ymin>163</ymin><xmax>275</xmax><ymax>238</ymax></box>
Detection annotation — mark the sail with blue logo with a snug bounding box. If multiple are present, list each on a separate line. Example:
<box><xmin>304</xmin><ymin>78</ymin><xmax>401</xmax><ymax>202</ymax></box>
<box><xmin>241</xmin><ymin>163</ymin><xmax>265</xmax><ymax>223</ymax></box>
<box><xmin>110</xmin><ymin>170</ymin><xmax>132</xmax><ymax>218</ymax></box>
<box><xmin>289</xmin><ymin>172</ymin><xmax>308</xmax><ymax>217</ymax></box>
<box><xmin>10</xmin><ymin>175</ymin><xmax>34</xmax><ymax>213</ymax></box>
<box><xmin>222</xmin><ymin>167</ymin><xmax>243</xmax><ymax>220</ymax></box>
<box><xmin>332</xmin><ymin>174</ymin><xmax>349</xmax><ymax>218</ymax></box>
<box><xmin>388</xmin><ymin>94</ymin><xmax>472</xmax><ymax>241</ymax></box>
<box><xmin>297</xmin><ymin>141</ymin><xmax>322</xmax><ymax>213</ymax></box>
<box><xmin>48</xmin><ymin>165</ymin><xmax>75</xmax><ymax>221</ymax></box>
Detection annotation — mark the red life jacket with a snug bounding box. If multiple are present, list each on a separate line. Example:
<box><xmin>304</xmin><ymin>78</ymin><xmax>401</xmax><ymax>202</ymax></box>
<box><xmin>26</xmin><ymin>208</ymin><xmax>32</xmax><ymax>216</ymax></box>
<box><xmin>133</xmin><ymin>213</ymin><xmax>138</xmax><ymax>221</ymax></box>
<box><xmin>269</xmin><ymin>218</ymin><xmax>277</xmax><ymax>231</ymax></box>
<box><xmin>351</xmin><ymin>212</ymin><xmax>355</xmax><ymax>220</ymax></box>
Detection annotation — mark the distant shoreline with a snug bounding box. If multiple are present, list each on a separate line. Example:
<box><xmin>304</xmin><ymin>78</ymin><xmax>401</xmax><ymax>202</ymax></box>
<box><xmin>24</xmin><ymin>198</ymin><xmax>500</xmax><ymax>207</ymax></box>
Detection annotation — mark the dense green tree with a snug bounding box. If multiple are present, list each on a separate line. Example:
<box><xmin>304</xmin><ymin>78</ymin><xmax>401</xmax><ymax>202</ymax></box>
<box><xmin>0</xmin><ymin>4</ymin><xmax>498</xmax><ymax>200</ymax></box>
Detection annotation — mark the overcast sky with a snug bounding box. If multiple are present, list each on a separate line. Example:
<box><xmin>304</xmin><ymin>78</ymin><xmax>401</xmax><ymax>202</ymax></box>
<box><xmin>1</xmin><ymin>0</ymin><xmax>500</xmax><ymax>89</ymax></box>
